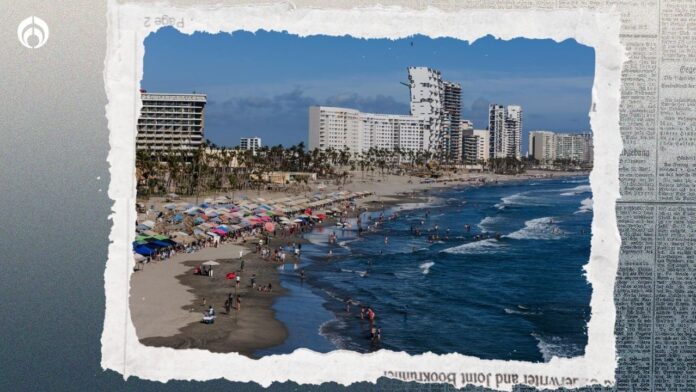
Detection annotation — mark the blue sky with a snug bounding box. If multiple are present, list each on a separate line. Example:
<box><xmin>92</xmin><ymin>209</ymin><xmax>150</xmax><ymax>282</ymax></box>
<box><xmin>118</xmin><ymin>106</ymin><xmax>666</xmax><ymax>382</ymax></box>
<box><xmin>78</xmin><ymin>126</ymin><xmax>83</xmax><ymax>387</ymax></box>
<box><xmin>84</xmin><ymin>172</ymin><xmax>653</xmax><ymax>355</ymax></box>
<box><xmin>143</xmin><ymin>28</ymin><xmax>595</xmax><ymax>152</ymax></box>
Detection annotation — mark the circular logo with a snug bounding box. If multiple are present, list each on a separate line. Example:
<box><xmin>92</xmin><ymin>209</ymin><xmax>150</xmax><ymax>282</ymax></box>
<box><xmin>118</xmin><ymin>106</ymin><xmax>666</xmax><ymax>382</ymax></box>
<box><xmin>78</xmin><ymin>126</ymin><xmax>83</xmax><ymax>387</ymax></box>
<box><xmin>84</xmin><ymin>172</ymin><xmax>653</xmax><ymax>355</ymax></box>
<box><xmin>17</xmin><ymin>16</ymin><xmax>49</xmax><ymax>49</ymax></box>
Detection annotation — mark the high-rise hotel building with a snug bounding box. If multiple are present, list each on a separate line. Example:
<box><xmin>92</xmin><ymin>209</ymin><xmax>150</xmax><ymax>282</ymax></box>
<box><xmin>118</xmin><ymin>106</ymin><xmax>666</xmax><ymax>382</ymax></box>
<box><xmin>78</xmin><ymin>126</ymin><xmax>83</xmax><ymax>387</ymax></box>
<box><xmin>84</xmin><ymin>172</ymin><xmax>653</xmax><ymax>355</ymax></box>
<box><xmin>407</xmin><ymin>67</ymin><xmax>462</xmax><ymax>159</ymax></box>
<box><xmin>136</xmin><ymin>92</ymin><xmax>206</xmax><ymax>156</ymax></box>
<box><xmin>529</xmin><ymin>130</ymin><xmax>593</xmax><ymax>164</ymax></box>
<box><xmin>308</xmin><ymin>106</ymin><xmax>431</xmax><ymax>154</ymax></box>
<box><xmin>488</xmin><ymin>104</ymin><xmax>522</xmax><ymax>159</ymax></box>
<box><xmin>309</xmin><ymin>67</ymin><xmax>461</xmax><ymax>159</ymax></box>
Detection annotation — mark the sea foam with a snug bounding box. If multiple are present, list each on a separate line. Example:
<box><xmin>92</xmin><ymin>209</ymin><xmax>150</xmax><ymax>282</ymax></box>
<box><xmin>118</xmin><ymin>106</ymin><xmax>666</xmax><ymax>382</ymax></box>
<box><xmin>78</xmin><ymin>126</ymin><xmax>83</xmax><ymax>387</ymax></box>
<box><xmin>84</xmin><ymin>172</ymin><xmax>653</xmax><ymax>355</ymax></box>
<box><xmin>443</xmin><ymin>238</ymin><xmax>501</xmax><ymax>254</ymax></box>
<box><xmin>560</xmin><ymin>184</ymin><xmax>591</xmax><ymax>196</ymax></box>
<box><xmin>531</xmin><ymin>332</ymin><xmax>580</xmax><ymax>362</ymax></box>
<box><xmin>494</xmin><ymin>192</ymin><xmax>529</xmax><ymax>209</ymax></box>
<box><xmin>575</xmin><ymin>198</ymin><xmax>593</xmax><ymax>214</ymax></box>
<box><xmin>419</xmin><ymin>261</ymin><xmax>435</xmax><ymax>274</ymax></box>
<box><xmin>505</xmin><ymin>217</ymin><xmax>564</xmax><ymax>240</ymax></box>
<box><xmin>477</xmin><ymin>216</ymin><xmax>504</xmax><ymax>232</ymax></box>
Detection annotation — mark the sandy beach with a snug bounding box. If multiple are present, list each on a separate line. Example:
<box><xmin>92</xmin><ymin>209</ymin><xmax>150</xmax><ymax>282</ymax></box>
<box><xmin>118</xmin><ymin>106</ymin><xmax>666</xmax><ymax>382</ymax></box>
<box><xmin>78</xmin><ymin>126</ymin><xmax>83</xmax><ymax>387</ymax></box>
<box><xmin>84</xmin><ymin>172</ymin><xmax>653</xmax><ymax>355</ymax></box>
<box><xmin>130</xmin><ymin>169</ymin><xmax>586</xmax><ymax>356</ymax></box>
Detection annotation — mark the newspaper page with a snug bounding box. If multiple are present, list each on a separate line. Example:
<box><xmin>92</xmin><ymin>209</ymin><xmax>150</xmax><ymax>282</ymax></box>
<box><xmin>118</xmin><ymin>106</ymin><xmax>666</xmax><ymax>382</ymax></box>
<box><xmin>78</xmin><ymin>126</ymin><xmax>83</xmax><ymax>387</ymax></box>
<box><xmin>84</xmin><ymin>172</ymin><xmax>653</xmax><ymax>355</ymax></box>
<box><xmin>100</xmin><ymin>0</ymin><xmax>695</xmax><ymax>390</ymax></box>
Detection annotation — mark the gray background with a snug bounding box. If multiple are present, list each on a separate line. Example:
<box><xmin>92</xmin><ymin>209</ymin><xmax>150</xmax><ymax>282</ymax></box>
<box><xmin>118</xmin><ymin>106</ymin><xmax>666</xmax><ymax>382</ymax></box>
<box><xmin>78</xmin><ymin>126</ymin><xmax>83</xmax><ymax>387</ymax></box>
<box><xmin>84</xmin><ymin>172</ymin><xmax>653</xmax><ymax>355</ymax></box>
<box><xmin>0</xmin><ymin>0</ymin><xmax>686</xmax><ymax>391</ymax></box>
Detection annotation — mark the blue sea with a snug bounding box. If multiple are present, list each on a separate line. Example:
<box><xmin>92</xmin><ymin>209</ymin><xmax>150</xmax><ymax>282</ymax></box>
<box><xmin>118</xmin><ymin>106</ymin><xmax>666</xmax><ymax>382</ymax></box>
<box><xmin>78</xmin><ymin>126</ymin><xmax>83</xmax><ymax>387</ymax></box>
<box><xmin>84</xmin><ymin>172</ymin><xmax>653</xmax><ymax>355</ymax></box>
<box><xmin>257</xmin><ymin>176</ymin><xmax>593</xmax><ymax>362</ymax></box>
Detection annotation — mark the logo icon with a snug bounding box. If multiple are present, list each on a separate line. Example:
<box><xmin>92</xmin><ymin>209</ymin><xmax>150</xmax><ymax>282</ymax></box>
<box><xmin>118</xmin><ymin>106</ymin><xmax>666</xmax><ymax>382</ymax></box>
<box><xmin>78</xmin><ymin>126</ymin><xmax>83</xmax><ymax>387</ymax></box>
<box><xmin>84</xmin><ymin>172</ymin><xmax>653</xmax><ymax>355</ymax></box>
<box><xmin>17</xmin><ymin>16</ymin><xmax>49</xmax><ymax>49</ymax></box>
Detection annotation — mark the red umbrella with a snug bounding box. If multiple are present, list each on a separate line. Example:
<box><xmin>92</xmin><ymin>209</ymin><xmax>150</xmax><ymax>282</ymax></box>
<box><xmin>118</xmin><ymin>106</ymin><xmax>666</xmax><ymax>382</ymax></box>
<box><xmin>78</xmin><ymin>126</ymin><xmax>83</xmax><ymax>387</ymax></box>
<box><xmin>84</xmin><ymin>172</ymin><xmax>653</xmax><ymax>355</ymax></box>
<box><xmin>226</xmin><ymin>272</ymin><xmax>236</xmax><ymax>280</ymax></box>
<box><xmin>264</xmin><ymin>222</ymin><xmax>275</xmax><ymax>232</ymax></box>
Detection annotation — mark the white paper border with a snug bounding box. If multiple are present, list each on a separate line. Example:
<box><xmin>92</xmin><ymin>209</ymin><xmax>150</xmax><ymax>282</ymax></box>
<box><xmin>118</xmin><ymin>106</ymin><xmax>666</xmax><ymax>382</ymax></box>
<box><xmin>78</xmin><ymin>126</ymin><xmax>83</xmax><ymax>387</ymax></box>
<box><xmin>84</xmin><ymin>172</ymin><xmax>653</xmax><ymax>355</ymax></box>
<box><xmin>102</xmin><ymin>2</ymin><xmax>624</xmax><ymax>390</ymax></box>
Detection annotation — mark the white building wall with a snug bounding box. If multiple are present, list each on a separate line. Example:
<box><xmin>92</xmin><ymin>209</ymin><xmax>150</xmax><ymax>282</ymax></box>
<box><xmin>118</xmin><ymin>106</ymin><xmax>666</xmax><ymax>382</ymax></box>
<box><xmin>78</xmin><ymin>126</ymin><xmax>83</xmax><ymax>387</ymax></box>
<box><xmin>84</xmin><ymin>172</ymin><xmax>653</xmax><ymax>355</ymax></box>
<box><xmin>309</xmin><ymin>106</ymin><xmax>429</xmax><ymax>155</ymax></box>
<box><xmin>473</xmin><ymin>129</ymin><xmax>490</xmax><ymax>162</ymax></box>
<box><xmin>408</xmin><ymin>67</ymin><xmax>444</xmax><ymax>153</ymax></box>
<box><xmin>505</xmin><ymin>105</ymin><xmax>522</xmax><ymax>159</ymax></box>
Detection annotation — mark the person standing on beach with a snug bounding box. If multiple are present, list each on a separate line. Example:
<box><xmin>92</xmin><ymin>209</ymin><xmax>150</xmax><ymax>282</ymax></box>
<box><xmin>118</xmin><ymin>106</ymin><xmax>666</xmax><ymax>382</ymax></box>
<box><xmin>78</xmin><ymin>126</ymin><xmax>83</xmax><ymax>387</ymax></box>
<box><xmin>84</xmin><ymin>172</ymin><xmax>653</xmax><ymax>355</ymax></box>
<box><xmin>235</xmin><ymin>274</ymin><xmax>240</xmax><ymax>289</ymax></box>
<box><xmin>236</xmin><ymin>296</ymin><xmax>241</xmax><ymax>311</ymax></box>
<box><xmin>250</xmin><ymin>274</ymin><xmax>256</xmax><ymax>288</ymax></box>
<box><xmin>240</xmin><ymin>259</ymin><xmax>245</xmax><ymax>272</ymax></box>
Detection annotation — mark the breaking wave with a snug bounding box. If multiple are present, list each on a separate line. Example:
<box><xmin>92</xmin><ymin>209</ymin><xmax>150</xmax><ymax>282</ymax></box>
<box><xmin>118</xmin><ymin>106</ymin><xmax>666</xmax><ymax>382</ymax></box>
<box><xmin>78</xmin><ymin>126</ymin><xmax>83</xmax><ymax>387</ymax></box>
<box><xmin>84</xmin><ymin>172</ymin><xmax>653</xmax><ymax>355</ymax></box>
<box><xmin>560</xmin><ymin>185</ymin><xmax>591</xmax><ymax>196</ymax></box>
<box><xmin>442</xmin><ymin>238</ymin><xmax>501</xmax><ymax>254</ymax></box>
<box><xmin>531</xmin><ymin>333</ymin><xmax>581</xmax><ymax>362</ymax></box>
<box><xmin>494</xmin><ymin>192</ymin><xmax>529</xmax><ymax>209</ymax></box>
<box><xmin>505</xmin><ymin>217</ymin><xmax>565</xmax><ymax>240</ymax></box>
<box><xmin>419</xmin><ymin>261</ymin><xmax>435</xmax><ymax>275</ymax></box>
<box><xmin>477</xmin><ymin>216</ymin><xmax>505</xmax><ymax>232</ymax></box>
<box><xmin>575</xmin><ymin>198</ymin><xmax>593</xmax><ymax>214</ymax></box>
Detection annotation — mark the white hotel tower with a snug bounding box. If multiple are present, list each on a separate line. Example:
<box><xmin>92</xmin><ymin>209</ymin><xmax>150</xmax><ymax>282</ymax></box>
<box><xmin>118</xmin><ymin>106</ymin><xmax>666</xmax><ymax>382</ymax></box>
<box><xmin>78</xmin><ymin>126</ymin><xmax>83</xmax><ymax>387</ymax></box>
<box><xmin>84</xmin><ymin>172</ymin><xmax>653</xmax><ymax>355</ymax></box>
<box><xmin>136</xmin><ymin>92</ymin><xmax>206</xmax><ymax>156</ymax></box>
<box><xmin>488</xmin><ymin>104</ymin><xmax>522</xmax><ymax>159</ymax></box>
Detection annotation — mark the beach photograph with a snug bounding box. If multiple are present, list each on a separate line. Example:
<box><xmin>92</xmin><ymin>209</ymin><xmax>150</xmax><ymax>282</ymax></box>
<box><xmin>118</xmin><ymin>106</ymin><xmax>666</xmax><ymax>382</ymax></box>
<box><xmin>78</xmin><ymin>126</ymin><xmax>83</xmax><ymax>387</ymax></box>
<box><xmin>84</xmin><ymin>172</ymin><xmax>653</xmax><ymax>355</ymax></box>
<box><xmin>130</xmin><ymin>29</ymin><xmax>595</xmax><ymax>362</ymax></box>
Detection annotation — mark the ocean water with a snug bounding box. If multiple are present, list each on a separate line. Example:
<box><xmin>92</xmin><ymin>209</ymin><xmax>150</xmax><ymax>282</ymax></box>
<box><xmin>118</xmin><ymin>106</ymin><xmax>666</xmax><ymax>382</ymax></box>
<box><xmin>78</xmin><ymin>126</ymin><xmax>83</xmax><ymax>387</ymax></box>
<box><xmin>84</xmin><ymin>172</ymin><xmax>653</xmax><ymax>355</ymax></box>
<box><xmin>262</xmin><ymin>176</ymin><xmax>593</xmax><ymax>362</ymax></box>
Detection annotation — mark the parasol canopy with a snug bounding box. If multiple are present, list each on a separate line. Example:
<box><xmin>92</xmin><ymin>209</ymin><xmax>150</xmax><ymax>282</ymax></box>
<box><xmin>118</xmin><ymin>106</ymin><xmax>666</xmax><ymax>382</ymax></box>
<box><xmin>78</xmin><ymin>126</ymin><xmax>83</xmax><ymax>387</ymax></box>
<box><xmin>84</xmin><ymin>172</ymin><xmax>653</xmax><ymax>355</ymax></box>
<box><xmin>202</xmin><ymin>260</ymin><xmax>219</xmax><ymax>266</ymax></box>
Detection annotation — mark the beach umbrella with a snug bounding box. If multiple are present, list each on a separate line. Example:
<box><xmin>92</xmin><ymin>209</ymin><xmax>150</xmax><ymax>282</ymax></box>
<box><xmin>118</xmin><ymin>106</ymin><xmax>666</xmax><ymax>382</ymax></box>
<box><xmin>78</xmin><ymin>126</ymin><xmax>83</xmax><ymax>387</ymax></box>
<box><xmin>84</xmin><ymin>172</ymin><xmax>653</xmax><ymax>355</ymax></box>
<box><xmin>202</xmin><ymin>260</ymin><xmax>219</xmax><ymax>266</ymax></box>
<box><xmin>264</xmin><ymin>222</ymin><xmax>275</xmax><ymax>232</ymax></box>
<box><xmin>226</xmin><ymin>272</ymin><xmax>236</xmax><ymax>280</ymax></box>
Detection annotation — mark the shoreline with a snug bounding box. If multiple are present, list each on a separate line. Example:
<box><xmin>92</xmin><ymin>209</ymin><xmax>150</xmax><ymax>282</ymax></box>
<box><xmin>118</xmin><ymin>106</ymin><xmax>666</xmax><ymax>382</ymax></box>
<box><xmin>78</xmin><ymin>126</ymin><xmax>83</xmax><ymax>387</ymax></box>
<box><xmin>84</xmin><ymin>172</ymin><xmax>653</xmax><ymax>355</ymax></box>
<box><xmin>130</xmin><ymin>170</ymin><xmax>588</xmax><ymax>356</ymax></box>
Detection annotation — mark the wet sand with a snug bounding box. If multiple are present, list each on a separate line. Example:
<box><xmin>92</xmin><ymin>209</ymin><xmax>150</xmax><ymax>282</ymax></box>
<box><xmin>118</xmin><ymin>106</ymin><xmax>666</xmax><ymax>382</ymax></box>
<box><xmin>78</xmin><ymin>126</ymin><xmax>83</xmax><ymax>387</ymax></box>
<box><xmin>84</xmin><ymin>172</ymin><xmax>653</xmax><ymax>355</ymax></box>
<box><xmin>133</xmin><ymin>240</ymin><xmax>298</xmax><ymax>357</ymax></box>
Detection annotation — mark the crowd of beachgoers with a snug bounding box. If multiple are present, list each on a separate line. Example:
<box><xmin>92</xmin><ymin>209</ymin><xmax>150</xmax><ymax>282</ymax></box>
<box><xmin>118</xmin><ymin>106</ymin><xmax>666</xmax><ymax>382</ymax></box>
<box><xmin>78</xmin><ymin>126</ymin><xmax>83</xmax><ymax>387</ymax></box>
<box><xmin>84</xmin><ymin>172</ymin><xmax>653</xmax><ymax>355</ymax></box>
<box><xmin>132</xmin><ymin>190</ymin><xmax>373</xmax><ymax>266</ymax></box>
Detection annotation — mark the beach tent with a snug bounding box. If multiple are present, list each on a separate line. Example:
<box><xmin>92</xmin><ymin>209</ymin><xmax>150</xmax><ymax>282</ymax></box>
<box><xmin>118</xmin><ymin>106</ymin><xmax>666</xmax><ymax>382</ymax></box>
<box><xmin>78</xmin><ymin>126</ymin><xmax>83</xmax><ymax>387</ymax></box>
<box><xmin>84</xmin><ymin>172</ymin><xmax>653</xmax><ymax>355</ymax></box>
<box><xmin>134</xmin><ymin>245</ymin><xmax>156</xmax><ymax>256</ymax></box>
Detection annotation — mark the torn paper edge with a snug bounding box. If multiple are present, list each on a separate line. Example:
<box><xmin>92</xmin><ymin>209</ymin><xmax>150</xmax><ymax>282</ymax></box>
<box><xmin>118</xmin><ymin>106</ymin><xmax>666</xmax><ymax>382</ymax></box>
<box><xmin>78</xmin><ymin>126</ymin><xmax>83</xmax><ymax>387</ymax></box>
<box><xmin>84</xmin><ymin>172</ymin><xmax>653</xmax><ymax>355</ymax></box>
<box><xmin>102</xmin><ymin>2</ymin><xmax>624</xmax><ymax>390</ymax></box>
